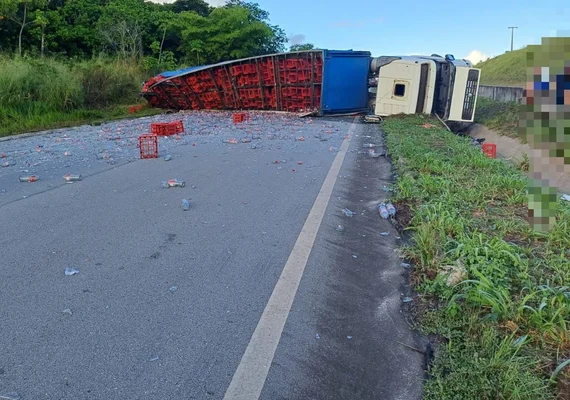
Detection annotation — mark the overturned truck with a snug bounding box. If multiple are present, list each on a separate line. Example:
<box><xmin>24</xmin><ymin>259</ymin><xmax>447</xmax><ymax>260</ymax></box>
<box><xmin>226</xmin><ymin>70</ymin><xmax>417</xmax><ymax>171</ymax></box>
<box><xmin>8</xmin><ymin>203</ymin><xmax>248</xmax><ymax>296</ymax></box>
<box><xmin>141</xmin><ymin>49</ymin><xmax>481</xmax><ymax>123</ymax></box>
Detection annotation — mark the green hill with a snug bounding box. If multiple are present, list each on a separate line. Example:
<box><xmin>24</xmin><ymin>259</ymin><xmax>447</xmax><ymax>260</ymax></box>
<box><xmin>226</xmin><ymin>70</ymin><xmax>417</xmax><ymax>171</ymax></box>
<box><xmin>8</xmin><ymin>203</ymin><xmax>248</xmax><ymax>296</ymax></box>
<box><xmin>475</xmin><ymin>47</ymin><xmax>526</xmax><ymax>87</ymax></box>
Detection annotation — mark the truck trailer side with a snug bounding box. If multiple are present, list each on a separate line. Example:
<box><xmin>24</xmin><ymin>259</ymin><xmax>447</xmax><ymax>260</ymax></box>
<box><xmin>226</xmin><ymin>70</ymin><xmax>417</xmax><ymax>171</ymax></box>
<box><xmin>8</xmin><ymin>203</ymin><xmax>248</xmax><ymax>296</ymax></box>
<box><xmin>141</xmin><ymin>49</ymin><xmax>481</xmax><ymax>123</ymax></box>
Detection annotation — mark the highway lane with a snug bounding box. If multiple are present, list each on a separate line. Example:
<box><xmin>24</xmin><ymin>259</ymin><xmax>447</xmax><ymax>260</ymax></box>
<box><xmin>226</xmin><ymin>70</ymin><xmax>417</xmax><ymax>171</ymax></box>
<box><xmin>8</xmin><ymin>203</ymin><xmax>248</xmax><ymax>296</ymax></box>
<box><xmin>0</xmin><ymin>114</ymin><xmax>423</xmax><ymax>400</ymax></box>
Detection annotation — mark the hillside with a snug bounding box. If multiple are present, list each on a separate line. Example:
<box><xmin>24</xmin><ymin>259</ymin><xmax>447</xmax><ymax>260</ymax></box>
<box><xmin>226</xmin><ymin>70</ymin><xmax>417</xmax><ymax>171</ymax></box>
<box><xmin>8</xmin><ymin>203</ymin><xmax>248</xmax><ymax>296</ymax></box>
<box><xmin>475</xmin><ymin>47</ymin><xmax>526</xmax><ymax>87</ymax></box>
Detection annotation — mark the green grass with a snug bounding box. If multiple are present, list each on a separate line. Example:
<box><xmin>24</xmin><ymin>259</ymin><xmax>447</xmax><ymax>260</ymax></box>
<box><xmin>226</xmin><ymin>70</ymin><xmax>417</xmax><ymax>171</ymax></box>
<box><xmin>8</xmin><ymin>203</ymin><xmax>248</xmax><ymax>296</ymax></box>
<box><xmin>474</xmin><ymin>97</ymin><xmax>521</xmax><ymax>138</ymax></box>
<box><xmin>383</xmin><ymin>114</ymin><xmax>570</xmax><ymax>399</ymax></box>
<box><xmin>476</xmin><ymin>47</ymin><xmax>527</xmax><ymax>87</ymax></box>
<box><xmin>0</xmin><ymin>57</ymin><xmax>158</xmax><ymax>137</ymax></box>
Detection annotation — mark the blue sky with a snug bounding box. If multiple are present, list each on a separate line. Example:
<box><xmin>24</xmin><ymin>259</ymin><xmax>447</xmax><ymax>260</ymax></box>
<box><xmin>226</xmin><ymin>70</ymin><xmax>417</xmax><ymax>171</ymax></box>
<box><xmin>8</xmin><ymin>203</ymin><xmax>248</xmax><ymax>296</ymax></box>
<box><xmin>164</xmin><ymin>0</ymin><xmax>570</xmax><ymax>63</ymax></box>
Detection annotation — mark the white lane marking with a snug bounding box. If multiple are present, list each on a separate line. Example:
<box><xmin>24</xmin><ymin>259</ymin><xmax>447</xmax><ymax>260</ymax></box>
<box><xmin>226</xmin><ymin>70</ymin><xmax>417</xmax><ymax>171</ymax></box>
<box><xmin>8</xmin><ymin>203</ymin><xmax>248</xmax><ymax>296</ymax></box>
<box><xmin>223</xmin><ymin>117</ymin><xmax>359</xmax><ymax>400</ymax></box>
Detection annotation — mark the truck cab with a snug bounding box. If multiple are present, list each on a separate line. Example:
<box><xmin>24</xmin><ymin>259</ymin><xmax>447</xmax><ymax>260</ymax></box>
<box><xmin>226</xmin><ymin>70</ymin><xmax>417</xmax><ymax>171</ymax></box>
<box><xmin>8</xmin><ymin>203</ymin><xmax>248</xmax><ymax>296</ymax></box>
<box><xmin>370</xmin><ymin>54</ymin><xmax>480</xmax><ymax>123</ymax></box>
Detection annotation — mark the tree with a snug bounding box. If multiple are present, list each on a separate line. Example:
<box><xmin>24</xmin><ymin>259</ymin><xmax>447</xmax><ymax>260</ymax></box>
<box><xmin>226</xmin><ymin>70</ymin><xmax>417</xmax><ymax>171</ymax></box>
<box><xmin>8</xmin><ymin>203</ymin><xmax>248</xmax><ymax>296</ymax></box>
<box><xmin>168</xmin><ymin>0</ymin><xmax>210</xmax><ymax>17</ymax></box>
<box><xmin>0</xmin><ymin>0</ymin><xmax>46</xmax><ymax>56</ymax></box>
<box><xmin>290</xmin><ymin>43</ymin><xmax>314</xmax><ymax>52</ymax></box>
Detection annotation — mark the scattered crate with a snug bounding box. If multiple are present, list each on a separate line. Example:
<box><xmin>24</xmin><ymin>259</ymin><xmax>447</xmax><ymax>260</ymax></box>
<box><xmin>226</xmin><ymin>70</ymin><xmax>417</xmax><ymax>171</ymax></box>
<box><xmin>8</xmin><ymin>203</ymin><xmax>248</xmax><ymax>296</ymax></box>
<box><xmin>151</xmin><ymin>120</ymin><xmax>184</xmax><ymax>136</ymax></box>
<box><xmin>128</xmin><ymin>105</ymin><xmax>145</xmax><ymax>114</ymax></box>
<box><xmin>138</xmin><ymin>135</ymin><xmax>158</xmax><ymax>159</ymax></box>
<box><xmin>482</xmin><ymin>143</ymin><xmax>497</xmax><ymax>159</ymax></box>
<box><xmin>232</xmin><ymin>113</ymin><xmax>250</xmax><ymax>124</ymax></box>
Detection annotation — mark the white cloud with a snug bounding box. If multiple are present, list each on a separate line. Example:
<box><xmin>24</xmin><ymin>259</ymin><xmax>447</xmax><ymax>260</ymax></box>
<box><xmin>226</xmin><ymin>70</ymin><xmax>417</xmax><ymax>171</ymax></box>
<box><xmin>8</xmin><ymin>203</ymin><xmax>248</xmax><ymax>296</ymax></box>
<box><xmin>288</xmin><ymin>34</ymin><xmax>306</xmax><ymax>45</ymax></box>
<box><xmin>464</xmin><ymin>50</ymin><xmax>489</xmax><ymax>64</ymax></box>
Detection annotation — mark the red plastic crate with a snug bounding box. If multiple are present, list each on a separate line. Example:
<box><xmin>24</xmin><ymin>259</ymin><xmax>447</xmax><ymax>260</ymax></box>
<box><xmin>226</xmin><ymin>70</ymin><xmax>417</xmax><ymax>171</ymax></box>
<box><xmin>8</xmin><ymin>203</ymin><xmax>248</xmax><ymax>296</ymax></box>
<box><xmin>138</xmin><ymin>135</ymin><xmax>158</xmax><ymax>159</ymax></box>
<box><xmin>151</xmin><ymin>121</ymin><xmax>184</xmax><ymax>136</ymax></box>
<box><xmin>482</xmin><ymin>143</ymin><xmax>497</xmax><ymax>158</ymax></box>
<box><xmin>233</xmin><ymin>113</ymin><xmax>250</xmax><ymax>123</ymax></box>
<box><xmin>128</xmin><ymin>104</ymin><xmax>145</xmax><ymax>114</ymax></box>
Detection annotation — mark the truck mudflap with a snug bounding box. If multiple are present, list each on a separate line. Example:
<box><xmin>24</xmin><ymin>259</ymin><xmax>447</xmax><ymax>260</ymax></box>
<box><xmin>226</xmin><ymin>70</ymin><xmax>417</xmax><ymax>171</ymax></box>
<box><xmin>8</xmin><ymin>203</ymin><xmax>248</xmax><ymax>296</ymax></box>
<box><xmin>141</xmin><ymin>51</ymin><xmax>325</xmax><ymax>113</ymax></box>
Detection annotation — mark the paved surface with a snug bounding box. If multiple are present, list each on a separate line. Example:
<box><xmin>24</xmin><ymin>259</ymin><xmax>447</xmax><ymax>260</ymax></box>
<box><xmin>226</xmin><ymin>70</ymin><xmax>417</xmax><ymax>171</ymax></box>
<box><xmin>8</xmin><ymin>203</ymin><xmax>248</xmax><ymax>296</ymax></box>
<box><xmin>0</xmin><ymin>112</ymin><xmax>424</xmax><ymax>400</ymax></box>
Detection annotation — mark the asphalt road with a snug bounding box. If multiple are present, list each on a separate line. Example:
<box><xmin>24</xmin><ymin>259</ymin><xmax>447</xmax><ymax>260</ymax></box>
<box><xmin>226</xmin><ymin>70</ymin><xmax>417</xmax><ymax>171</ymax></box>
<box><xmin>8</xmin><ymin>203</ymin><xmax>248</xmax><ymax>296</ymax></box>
<box><xmin>0</xmin><ymin>113</ymin><xmax>424</xmax><ymax>400</ymax></box>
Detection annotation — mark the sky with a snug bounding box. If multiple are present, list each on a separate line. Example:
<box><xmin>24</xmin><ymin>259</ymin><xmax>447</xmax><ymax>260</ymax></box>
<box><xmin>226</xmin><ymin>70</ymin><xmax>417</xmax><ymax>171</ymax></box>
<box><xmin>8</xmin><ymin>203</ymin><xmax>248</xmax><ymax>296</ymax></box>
<box><xmin>156</xmin><ymin>0</ymin><xmax>570</xmax><ymax>64</ymax></box>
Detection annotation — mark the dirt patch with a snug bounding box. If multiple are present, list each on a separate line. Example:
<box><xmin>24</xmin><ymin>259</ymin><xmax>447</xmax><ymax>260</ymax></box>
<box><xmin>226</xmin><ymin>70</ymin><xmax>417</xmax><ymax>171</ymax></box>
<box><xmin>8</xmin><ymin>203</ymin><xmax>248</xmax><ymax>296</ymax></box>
<box><xmin>468</xmin><ymin>124</ymin><xmax>570</xmax><ymax>194</ymax></box>
<box><xmin>394</xmin><ymin>200</ymin><xmax>415</xmax><ymax>231</ymax></box>
<box><xmin>558</xmin><ymin>367</ymin><xmax>570</xmax><ymax>400</ymax></box>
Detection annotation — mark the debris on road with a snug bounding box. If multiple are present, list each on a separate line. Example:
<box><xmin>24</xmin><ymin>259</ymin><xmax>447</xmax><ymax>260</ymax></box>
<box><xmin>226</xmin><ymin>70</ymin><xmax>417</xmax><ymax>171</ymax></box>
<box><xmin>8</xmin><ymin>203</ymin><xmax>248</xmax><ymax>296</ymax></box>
<box><xmin>169</xmin><ymin>286</ymin><xmax>178</xmax><ymax>292</ymax></box>
<box><xmin>377</xmin><ymin>203</ymin><xmax>389</xmax><ymax>219</ymax></box>
<box><xmin>380</xmin><ymin>232</ymin><xmax>389</xmax><ymax>236</ymax></box>
<box><xmin>62</xmin><ymin>309</ymin><xmax>73</xmax><ymax>315</ymax></box>
<box><xmin>182</xmin><ymin>199</ymin><xmax>190</xmax><ymax>211</ymax></box>
<box><xmin>336</xmin><ymin>224</ymin><xmax>345</xmax><ymax>232</ymax></box>
<box><xmin>402</xmin><ymin>296</ymin><xmax>414</xmax><ymax>303</ymax></box>
<box><xmin>386</xmin><ymin>202</ymin><xmax>396</xmax><ymax>216</ymax></box>
<box><xmin>64</xmin><ymin>174</ymin><xmax>82</xmax><ymax>182</ymax></box>
<box><xmin>19</xmin><ymin>175</ymin><xmax>38</xmax><ymax>183</ymax></box>
<box><xmin>161</xmin><ymin>179</ymin><xmax>185</xmax><ymax>188</ymax></box>
<box><xmin>64</xmin><ymin>267</ymin><xmax>79</xmax><ymax>276</ymax></box>
<box><xmin>400</xmin><ymin>262</ymin><xmax>411</xmax><ymax>269</ymax></box>
<box><xmin>164</xmin><ymin>154</ymin><xmax>173</xmax><ymax>161</ymax></box>
<box><xmin>342</xmin><ymin>208</ymin><xmax>355</xmax><ymax>217</ymax></box>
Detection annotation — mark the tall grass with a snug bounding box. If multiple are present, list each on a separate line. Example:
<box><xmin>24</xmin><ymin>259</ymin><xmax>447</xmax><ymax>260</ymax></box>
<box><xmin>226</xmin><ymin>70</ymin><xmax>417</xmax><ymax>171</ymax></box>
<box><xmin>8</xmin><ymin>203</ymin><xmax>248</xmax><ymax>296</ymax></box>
<box><xmin>0</xmin><ymin>57</ymin><xmax>152</xmax><ymax>136</ymax></box>
<box><xmin>383</xmin><ymin>114</ymin><xmax>570</xmax><ymax>399</ymax></box>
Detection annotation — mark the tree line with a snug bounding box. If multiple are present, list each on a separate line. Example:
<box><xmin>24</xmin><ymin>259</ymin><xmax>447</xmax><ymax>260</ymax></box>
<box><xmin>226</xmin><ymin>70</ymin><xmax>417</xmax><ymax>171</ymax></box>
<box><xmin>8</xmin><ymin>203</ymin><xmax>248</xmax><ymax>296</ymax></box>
<box><xmin>0</xmin><ymin>0</ymin><xmax>295</xmax><ymax>70</ymax></box>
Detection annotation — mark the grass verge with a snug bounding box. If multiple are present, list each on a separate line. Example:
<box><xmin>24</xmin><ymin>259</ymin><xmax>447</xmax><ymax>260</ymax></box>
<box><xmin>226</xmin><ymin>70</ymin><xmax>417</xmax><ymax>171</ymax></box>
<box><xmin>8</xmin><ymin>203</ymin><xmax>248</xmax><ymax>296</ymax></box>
<box><xmin>383</xmin><ymin>114</ymin><xmax>570</xmax><ymax>400</ymax></box>
<box><xmin>0</xmin><ymin>57</ymin><xmax>161</xmax><ymax>137</ymax></box>
<box><xmin>0</xmin><ymin>105</ymin><xmax>162</xmax><ymax>138</ymax></box>
<box><xmin>474</xmin><ymin>97</ymin><xmax>520</xmax><ymax>138</ymax></box>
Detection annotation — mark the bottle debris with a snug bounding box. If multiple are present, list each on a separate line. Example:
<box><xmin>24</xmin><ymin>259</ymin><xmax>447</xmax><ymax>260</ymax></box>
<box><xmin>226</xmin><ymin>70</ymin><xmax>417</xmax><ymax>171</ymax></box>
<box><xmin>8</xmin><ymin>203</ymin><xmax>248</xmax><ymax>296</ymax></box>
<box><xmin>19</xmin><ymin>175</ymin><xmax>38</xmax><ymax>183</ymax></box>
<box><xmin>64</xmin><ymin>267</ymin><xmax>80</xmax><ymax>276</ymax></box>
<box><xmin>386</xmin><ymin>202</ymin><xmax>396</xmax><ymax>216</ymax></box>
<box><xmin>402</xmin><ymin>297</ymin><xmax>414</xmax><ymax>303</ymax></box>
<box><xmin>62</xmin><ymin>309</ymin><xmax>73</xmax><ymax>315</ymax></box>
<box><xmin>377</xmin><ymin>203</ymin><xmax>389</xmax><ymax>219</ymax></box>
<box><xmin>169</xmin><ymin>286</ymin><xmax>178</xmax><ymax>292</ymax></box>
<box><xmin>380</xmin><ymin>232</ymin><xmax>389</xmax><ymax>236</ymax></box>
<box><xmin>182</xmin><ymin>199</ymin><xmax>190</xmax><ymax>211</ymax></box>
<box><xmin>336</xmin><ymin>224</ymin><xmax>345</xmax><ymax>232</ymax></box>
<box><xmin>161</xmin><ymin>179</ymin><xmax>185</xmax><ymax>188</ymax></box>
<box><xmin>64</xmin><ymin>174</ymin><xmax>82</xmax><ymax>182</ymax></box>
<box><xmin>164</xmin><ymin>154</ymin><xmax>173</xmax><ymax>161</ymax></box>
<box><xmin>342</xmin><ymin>208</ymin><xmax>355</xmax><ymax>217</ymax></box>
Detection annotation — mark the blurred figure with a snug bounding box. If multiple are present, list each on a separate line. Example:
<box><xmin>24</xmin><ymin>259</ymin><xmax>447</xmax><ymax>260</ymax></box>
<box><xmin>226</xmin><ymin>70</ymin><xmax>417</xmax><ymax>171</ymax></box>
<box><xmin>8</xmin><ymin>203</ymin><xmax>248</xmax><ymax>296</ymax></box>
<box><xmin>520</xmin><ymin>36</ymin><xmax>570</xmax><ymax>232</ymax></box>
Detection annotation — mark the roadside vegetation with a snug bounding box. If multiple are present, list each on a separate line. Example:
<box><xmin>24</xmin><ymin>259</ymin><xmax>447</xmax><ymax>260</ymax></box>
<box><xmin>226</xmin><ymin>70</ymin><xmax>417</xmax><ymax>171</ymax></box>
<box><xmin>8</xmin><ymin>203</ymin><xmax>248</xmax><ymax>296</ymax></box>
<box><xmin>383</xmin><ymin>114</ymin><xmax>570</xmax><ymax>400</ymax></box>
<box><xmin>474</xmin><ymin>97</ymin><xmax>520</xmax><ymax>138</ymax></box>
<box><xmin>476</xmin><ymin>47</ymin><xmax>526</xmax><ymax>87</ymax></box>
<box><xmin>0</xmin><ymin>0</ymin><xmax>298</xmax><ymax>136</ymax></box>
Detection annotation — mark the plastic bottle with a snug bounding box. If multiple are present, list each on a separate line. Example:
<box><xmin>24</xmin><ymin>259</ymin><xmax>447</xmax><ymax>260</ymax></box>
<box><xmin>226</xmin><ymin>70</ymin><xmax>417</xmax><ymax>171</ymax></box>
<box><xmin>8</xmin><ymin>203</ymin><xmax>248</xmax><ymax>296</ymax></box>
<box><xmin>164</xmin><ymin>154</ymin><xmax>172</xmax><ymax>161</ymax></box>
<box><xmin>223</xmin><ymin>139</ymin><xmax>238</xmax><ymax>144</ymax></box>
<box><xmin>19</xmin><ymin>175</ymin><xmax>38</xmax><ymax>182</ymax></box>
<box><xmin>377</xmin><ymin>203</ymin><xmax>389</xmax><ymax>219</ymax></box>
<box><xmin>64</xmin><ymin>174</ymin><xmax>82</xmax><ymax>182</ymax></box>
<box><xmin>182</xmin><ymin>199</ymin><xmax>190</xmax><ymax>211</ymax></box>
<box><xmin>168</xmin><ymin>179</ymin><xmax>185</xmax><ymax>188</ymax></box>
<box><xmin>241</xmin><ymin>138</ymin><xmax>251</xmax><ymax>143</ymax></box>
<box><xmin>386</xmin><ymin>202</ymin><xmax>396</xmax><ymax>216</ymax></box>
<box><xmin>363</xmin><ymin>143</ymin><xmax>376</xmax><ymax>148</ymax></box>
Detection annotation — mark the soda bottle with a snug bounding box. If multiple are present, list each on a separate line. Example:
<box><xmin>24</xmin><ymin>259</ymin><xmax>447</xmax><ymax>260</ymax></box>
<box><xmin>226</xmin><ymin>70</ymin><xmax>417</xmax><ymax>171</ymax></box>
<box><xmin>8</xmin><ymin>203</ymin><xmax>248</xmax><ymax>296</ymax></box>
<box><xmin>19</xmin><ymin>175</ymin><xmax>38</xmax><ymax>183</ymax></box>
<box><xmin>182</xmin><ymin>199</ymin><xmax>190</xmax><ymax>211</ymax></box>
<box><xmin>64</xmin><ymin>174</ymin><xmax>82</xmax><ymax>182</ymax></box>
<box><xmin>168</xmin><ymin>179</ymin><xmax>185</xmax><ymax>188</ymax></box>
<box><xmin>377</xmin><ymin>203</ymin><xmax>389</xmax><ymax>219</ymax></box>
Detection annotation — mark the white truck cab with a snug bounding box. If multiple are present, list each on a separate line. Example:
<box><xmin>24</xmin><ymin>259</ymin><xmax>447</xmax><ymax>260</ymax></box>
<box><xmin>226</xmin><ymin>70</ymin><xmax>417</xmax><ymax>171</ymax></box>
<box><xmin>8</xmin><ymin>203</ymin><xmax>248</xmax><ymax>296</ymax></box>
<box><xmin>370</xmin><ymin>54</ymin><xmax>481</xmax><ymax>123</ymax></box>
